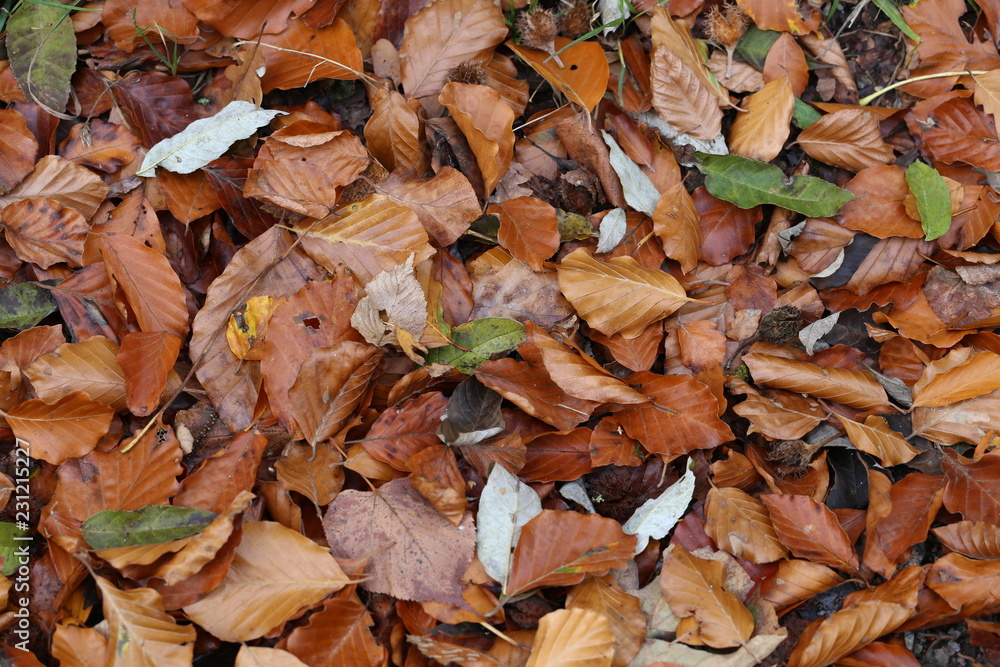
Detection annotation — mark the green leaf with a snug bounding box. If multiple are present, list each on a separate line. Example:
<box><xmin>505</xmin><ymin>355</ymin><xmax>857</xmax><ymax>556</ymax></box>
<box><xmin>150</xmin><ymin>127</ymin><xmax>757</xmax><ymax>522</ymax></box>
<box><xmin>138</xmin><ymin>101</ymin><xmax>287</xmax><ymax>177</ymax></box>
<box><xmin>0</xmin><ymin>523</ymin><xmax>31</xmax><ymax>577</ymax></box>
<box><xmin>871</xmin><ymin>0</ymin><xmax>920</xmax><ymax>42</ymax></box>
<box><xmin>424</xmin><ymin>317</ymin><xmax>526</xmax><ymax>373</ymax></box>
<box><xmin>735</xmin><ymin>26</ymin><xmax>780</xmax><ymax>70</ymax></box>
<box><xmin>792</xmin><ymin>98</ymin><xmax>823</xmax><ymax>130</ymax></box>
<box><xmin>0</xmin><ymin>282</ymin><xmax>57</xmax><ymax>330</ymax></box>
<box><xmin>905</xmin><ymin>160</ymin><xmax>952</xmax><ymax>241</ymax></box>
<box><xmin>698</xmin><ymin>154</ymin><xmax>855</xmax><ymax>217</ymax></box>
<box><xmin>6</xmin><ymin>0</ymin><xmax>77</xmax><ymax>112</ymax></box>
<box><xmin>81</xmin><ymin>505</ymin><xmax>217</xmax><ymax>550</ymax></box>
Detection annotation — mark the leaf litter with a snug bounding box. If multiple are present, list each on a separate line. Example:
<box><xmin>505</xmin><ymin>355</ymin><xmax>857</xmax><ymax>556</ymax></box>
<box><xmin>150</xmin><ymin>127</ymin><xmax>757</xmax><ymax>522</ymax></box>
<box><xmin>7</xmin><ymin>0</ymin><xmax>1000</xmax><ymax>665</ymax></box>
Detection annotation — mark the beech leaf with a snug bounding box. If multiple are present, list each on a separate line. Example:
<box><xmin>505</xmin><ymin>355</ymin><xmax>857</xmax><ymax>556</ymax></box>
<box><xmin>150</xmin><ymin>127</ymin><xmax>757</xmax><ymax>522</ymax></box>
<box><xmin>602</xmin><ymin>131</ymin><xmax>660</xmax><ymax>215</ymax></box>
<box><xmin>476</xmin><ymin>463</ymin><xmax>542</xmax><ymax>589</ymax></box>
<box><xmin>622</xmin><ymin>464</ymin><xmax>696</xmax><ymax>554</ymax></box>
<box><xmin>138</xmin><ymin>101</ymin><xmax>286</xmax><ymax>177</ymax></box>
<box><xmin>423</xmin><ymin>317</ymin><xmax>526</xmax><ymax>372</ymax></box>
<box><xmin>905</xmin><ymin>160</ymin><xmax>953</xmax><ymax>241</ymax></box>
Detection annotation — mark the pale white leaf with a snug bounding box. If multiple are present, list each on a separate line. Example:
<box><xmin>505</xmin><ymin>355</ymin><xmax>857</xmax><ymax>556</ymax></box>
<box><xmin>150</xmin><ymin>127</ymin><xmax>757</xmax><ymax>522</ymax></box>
<box><xmin>622</xmin><ymin>464</ymin><xmax>695</xmax><ymax>554</ymax></box>
<box><xmin>639</xmin><ymin>111</ymin><xmax>728</xmax><ymax>166</ymax></box>
<box><xmin>811</xmin><ymin>248</ymin><xmax>845</xmax><ymax>278</ymax></box>
<box><xmin>138</xmin><ymin>101</ymin><xmax>286</xmax><ymax>177</ymax></box>
<box><xmin>601</xmin><ymin>130</ymin><xmax>659</xmax><ymax>216</ymax></box>
<box><xmin>476</xmin><ymin>463</ymin><xmax>542</xmax><ymax>588</ymax></box>
<box><xmin>596</xmin><ymin>207</ymin><xmax>627</xmax><ymax>254</ymax></box>
<box><xmin>351</xmin><ymin>255</ymin><xmax>427</xmax><ymax>348</ymax></box>
<box><xmin>799</xmin><ymin>312</ymin><xmax>839</xmax><ymax>355</ymax></box>
<box><xmin>559</xmin><ymin>480</ymin><xmax>596</xmax><ymax>513</ymax></box>
<box><xmin>599</xmin><ymin>0</ymin><xmax>629</xmax><ymax>34</ymax></box>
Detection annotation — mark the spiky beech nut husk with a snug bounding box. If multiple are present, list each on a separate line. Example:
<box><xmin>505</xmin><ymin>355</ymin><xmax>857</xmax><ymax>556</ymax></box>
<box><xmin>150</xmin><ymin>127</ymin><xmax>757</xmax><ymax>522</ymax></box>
<box><xmin>517</xmin><ymin>8</ymin><xmax>561</xmax><ymax>53</ymax></box>
<box><xmin>758</xmin><ymin>305</ymin><xmax>803</xmax><ymax>344</ymax></box>
<box><xmin>560</xmin><ymin>0</ymin><xmax>594</xmax><ymax>39</ymax></box>
<box><xmin>446</xmin><ymin>61</ymin><xmax>488</xmax><ymax>86</ymax></box>
<box><xmin>765</xmin><ymin>438</ymin><xmax>820</xmax><ymax>478</ymax></box>
<box><xmin>704</xmin><ymin>2</ymin><xmax>749</xmax><ymax>49</ymax></box>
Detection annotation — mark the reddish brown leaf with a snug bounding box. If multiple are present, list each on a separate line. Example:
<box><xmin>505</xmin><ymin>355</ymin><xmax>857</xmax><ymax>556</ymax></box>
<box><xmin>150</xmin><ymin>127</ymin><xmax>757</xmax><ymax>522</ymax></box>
<box><xmin>652</xmin><ymin>182</ymin><xmax>702</xmax><ymax>273</ymax></box>
<box><xmin>797</xmin><ymin>109</ymin><xmax>895</xmax><ymax>172</ymax></box>
<box><xmin>744</xmin><ymin>352</ymin><xmax>890</xmax><ymax>412</ymax></box>
<box><xmin>259</xmin><ymin>18</ymin><xmax>364</xmax><ymax>92</ymax></box>
<box><xmin>364</xmin><ymin>391</ymin><xmax>448</xmax><ymax>470</ymax></box>
<box><xmin>520</xmin><ymin>427</ymin><xmax>592</xmax><ymax>483</ymax></box>
<box><xmin>117</xmin><ymin>332</ymin><xmax>182</xmax><ymax>417</ymax></box>
<box><xmin>650</xmin><ymin>46</ymin><xmax>723</xmax><ymax>141</ymax></box>
<box><xmin>506</xmin><ymin>510</ymin><xmax>636</xmax><ymax>597</ymax></box>
<box><xmin>7</xmin><ymin>392</ymin><xmax>112</xmax><ymax>464</ymax></box>
<box><xmin>173</xmin><ymin>431</ymin><xmax>268</xmax><ymax>514</ymax></box>
<box><xmin>111</xmin><ymin>72</ymin><xmax>196</xmax><ymax>147</ymax></box>
<box><xmin>942</xmin><ymin>450</ymin><xmax>1000</xmax><ymax>524</ymax></box>
<box><xmin>933</xmin><ymin>521</ymin><xmax>1000</xmax><ymax>560</ymax></box>
<box><xmin>488</xmin><ymin>197</ymin><xmax>560</xmax><ymax>272</ymax></box>
<box><xmin>926</xmin><ymin>553</ymin><xmax>1000</xmax><ymax>617</ymax></box>
<box><xmin>25</xmin><ymin>336</ymin><xmax>126</xmax><ymax>411</ymax></box>
<box><xmin>705</xmin><ymin>487</ymin><xmax>788</xmax><ymax>564</ymax></box>
<box><xmin>692</xmin><ymin>186</ymin><xmax>760</xmax><ymax>266</ymax></box>
<box><xmin>58</xmin><ymin>119</ymin><xmax>139</xmax><ymax>174</ymax></box>
<box><xmin>763</xmin><ymin>33</ymin><xmax>808</xmax><ymax>97</ymax></box>
<box><xmin>476</xmin><ymin>357</ymin><xmax>597</xmax><ymax>431</ymax></box>
<box><xmin>0</xmin><ymin>109</ymin><xmax>37</xmax><ymax>192</ymax></box>
<box><xmin>762</xmin><ymin>559</ymin><xmax>844</xmax><ymax>614</ymax></box>
<box><xmin>762</xmin><ymin>493</ymin><xmax>860</xmax><ymax>573</ymax></box>
<box><xmin>378</xmin><ymin>167</ymin><xmax>480</xmax><ymax>247</ymax></box>
<box><xmin>737</xmin><ymin>0</ymin><xmax>821</xmax><ymax>34</ymax></box>
<box><xmin>838</xmin><ymin>166</ymin><xmax>924</xmax><ymax>239</ymax></box>
<box><xmin>284</xmin><ymin>596</ymin><xmax>386</xmax><ymax>667</ymax></box>
<box><xmin>1</xmin><ymin>197</ymin><xmax>87</xmax><ymax>268</ymax></box>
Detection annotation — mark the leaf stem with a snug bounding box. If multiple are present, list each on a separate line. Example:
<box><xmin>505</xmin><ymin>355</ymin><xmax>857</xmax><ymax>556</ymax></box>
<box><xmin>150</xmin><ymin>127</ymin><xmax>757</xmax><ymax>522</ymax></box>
<box><xmin>858</xmin><ymin>70</ymin><xmax>988</xmax><ymax>106</ymax></box>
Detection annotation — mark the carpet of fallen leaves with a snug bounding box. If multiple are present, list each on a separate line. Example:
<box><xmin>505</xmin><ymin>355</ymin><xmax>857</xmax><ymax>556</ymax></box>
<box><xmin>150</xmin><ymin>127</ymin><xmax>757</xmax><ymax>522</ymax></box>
<box><xmin>4</xmin><ymin>0</ymin><xmax>1000</xmax><ymax>665</ymax></box>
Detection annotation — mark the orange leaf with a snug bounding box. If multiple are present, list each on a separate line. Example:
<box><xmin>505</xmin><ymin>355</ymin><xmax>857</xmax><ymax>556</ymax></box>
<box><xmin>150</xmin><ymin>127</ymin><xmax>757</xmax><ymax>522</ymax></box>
<box><xmin>378</xmin><ymin>167</ymin><xmax>480</xmax><ymax>247</ymax></box>
<box><xmin>797</xmin><ymin>109</ymin><xmax>895</xmax><ymax>172</ymax></box>
<box><xmin>942</xmin><ymin>450</ymin><xmax>1000</xmax><ymax>524</ymax></box>
<box><xmin>650</xmin><ymin>46</ymin><xmax>723</xmax><ymax>141</ymax></box>
<box><xmin>363</xmin><ymin>392</ymin><xmax>449</xmax><ymax>470</ymax></box>
<box><xmin>520</xmin><ymin>427</ymin><xmax>593</xmax><ymax>483</ymax></box>
<box><xmin>729</xmin><ymin>77</ymin><xmax>794</xmax><ymax>163</ymax></box>
<box><xmin>837</xmin><ymin>415</ymin><xmax>919</xmax><ymax>466</ymax></box>
<box><xmin>527</xmin><ymin>608</ymin><xmax>614</xmax><ymax>667</ymax></box>
<box><xmin>737</xmin><ymin>0</ymin><xmax>821</xmax><ymax>34</ymax></box>
<box><xmin>173</xmin><ymin>430</ymin><xmax>268</xmax><ymax>514</ymax></box>
<box><xmin>913</xmin><ymin>349</ymin><xmax>1000</xmax><ymax>407</ymax></box>
<box><xmin>275</xmin><ymin>440</ymin><xmax>345</xmax><ymax>508</ymax></box>
<box><xmin>787</xmin><ymin>601</ymin><xmax>913</xmax><ymax>667</ymax></box>
<box><xmin>59</xmin><ymin>118</ymin><xmax>140</xmax><ymax>174</ymax></box>
<box><xmin>1</xmin><ymin>198</ymin><xmax>87</xmax><ymax>268</ymax></box>
<box><xmin>117</xmin><ymin>331</ymin><xmax>182</xmax><ymax>417</ymax></box>
<box><xmin>6</xmin><ymin>392</ymin><xmax>112</xmax><ymax>464</ymax></box>
<box><xmin>101</xmin><ymin>232</ymin><xmax>189</xmax><ymax>339</ymax></box>
<box><xmin>364</xmin><ymin>87</ymin><xmax>426</xmax><ymax>173</ymax></box>
<box><xmin>762</xmin><ymin>559</ymin><xmax>844</xmax><ymax>614</ymax></box>
<box><xmin>933</xmin><ymin>521</ymin><xmax>1000</xmax><ymax>560</ymax></box>
<box><xmin>762</xmin><ymin>494</ymin><xmax>860</xmax><ymax>573</ymax></box>
<box><xmin>407</xmin><ymin>444</ymin><xmax>468</xmax><ymax>526</ymax></box>
<box><xmin>744</xmin><ymin>352</ymin><xmax>890</xmax><ymax>412</ymax></box>
<box><xmin>557</xmin><ymin>248</ymin><xmax>694</xmax><ymax>338</ymax></box>
<box><xmin>705</xmin><ymin>487</ymin><xmax>788</xmax><ymax>564</ymax></box>
<box><xmin>297</xmin><ymin>194</ymin><xmax>435</xmax><ymax>285</ymax></box>
<box><xmin>476</xmin><ymin>357</ymin><xmax>597</xmax><ymax>430</ymax></box>
<box><xmin>509</xmin><ymin>37</ymin><xmax>609</xmax><ymax>113</ymax></box>
<box><xmin>438</xmin><ymin>82</ymin><xmax>515</xmax><ymax>197</ymax></box>
<box><xmin>399</xmin><ymin>0</ymin><xmax>508</xmax><ymax>115</ymax></box>
<box><xmin>838</xmin><ymin>166</ymin><xmax>924</xmax><ymax>239</ymax></box>
<box><xmin>506</xmin><ymin>510</ymin><xmax>636</xmax><ymax>597</ymax></box>
<box><xmin>763</xmin><ymin>33</ymin><xmax>809</xmax><ymax>97</ymax></box>
<box><xmin>565</xmin><ymin>575</ymin><xmax>645</xmax><ymax>667</ymax></box>
<box><xmin>731</xmin><ymin>388</ymin><xmax>825</xmax><ymax>440</ymax></box>
<box><xmin>613</xmin><ymin>372</ymin><xmax>734</xmax><ymax>456</ymax></box>
<box><xmin>488</xmin><ymin>197</ymin><xmax>560</xmax><ymax>271</ymax></box>
<box><xmin>0</xmin><ymin>108</ymin><xmax>37</xmax><ymax>191</ymax></box>
<box><xmin>285</xmin><ymin>597</ymin><xmax>386</xmax><ymax>667</ymax></box>
<box><xmin>259</xmin><ymin>18</ymin><xmax>363</xmax><ymax>92</ymax></box>
<box><xmin>693</xmin><ymin>186</ymin><xmax>760</xmax><ymax>266</ymax></box>
<box><xmin>25</xmin><ymin>336</ymin><xmax>126</xmax><ymax>411</ymax></box>
<box><xmin>652</xmin><ymin>183</ymin><xmax>702</xmax><ymax>274</ymax></box>
<box><xmin>0</xmin><ymin>154</ymin><xmax>109</xmax><ymax>219</ymax></box>
<box><xmin>660</xmin><ymin>545</ymin><xmax>755</xmax><ymax>649</ymax></box>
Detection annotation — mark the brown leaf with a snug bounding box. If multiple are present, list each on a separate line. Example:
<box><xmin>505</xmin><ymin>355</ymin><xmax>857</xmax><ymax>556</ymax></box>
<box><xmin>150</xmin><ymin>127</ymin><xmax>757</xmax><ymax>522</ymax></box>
<box><xmin>184</xmin><ymin>0</ymin><xmax>299</xmax><ymax>40</ymax></box>
<box><xmin>837</xmin><ymin>415</ymin><xmax>919</xmax><ymax>466</ymax></box>
<box><xmin>364</xmin><ymin>87</ymin><xmax>426</xmax><ymax>173</ymax></box>
<box><xmin>705</xmin><ymin>487</ymin><xmax>788</xmax><ymax>564</ymax></box>
<box><xmin>916</xmin><ymin>97</ymin><xmax>1000</xmax><ymax>171</ymax></box>
<box><xmin>288</xmin><ymin>341</ymin><xmax>381</xmax><ymax>448</ymax></box>
<box><xmin>865</xmin><ymin>472</ymin><xmax>945</xmax><ymax>576</ymax></box>
<box><xmin>506</xmin><ymin>510</ymin><xmax>636</xmax><ymax>597</ymax></box>
<box><xmin>797</xmin><ymin>109</ymin><xmax>895</xmax><ymax>172</ymax></box>
<box><xmin>363</xmin><ymin>392</ymin><xmax>448</xmax><ymax>469</ymax></box>
<box><xmin>245</xmin><ymin>129</ymin><xmax>370</xmax><ymax>219</ymax></box>
<box><xmin>520</xmin><ymin>427</ymin><xmax>593</xmax><ymax>483</ymax></box>
<box><xmin>399</xmin><ymin>0</ymin><xmax>508</xmax><ymax>116</ymax></box>
<box><xmin>25</xmin><ymin>336</ymin><xmax>126</xmax><ymax>410</ymax></box>
<box><xmin>732</xmin><ymin>388</ymin><xmax>826</xmax><ymax>440</ymax></box>
<box><xmin>184</xmin><ymin>521</ymin><xmax>350</xmax><ymax>642</ymax></box>
<box><xmin>59</xmin><ymin>118</ymin><xmax>140</xmax><ymax>174</ymax></box>
<box><xmin>488</xmin><ymin>197</ymin><xmax>560</xmax><ymax>272</ymax></box>
<box><xmin>838</xmin><ymin>166</ymin><xmax>924</xmax><ymax>238</ymax></box>
<box><xmin>565</xmin><ymin>575</ymin><xmax>645</xmax><ymax>667</ymax></box>
<box><xmin>762</xmin><ymin>559</ymin><xmax>844</xmax><ymax>614</ymax></box>
<box><xmin>527</xmin><ymin>608</ymin><xmax>614</xmax><ymax>667</ymax></box>
<box><xmin>191</xmin><ymin>227</ymin><xmax>324</xmax><ymax>431</ymax></box>
<box><xmin>926</xmin><ymin>553</ymin><xmax>1000</xmax><ymax>618</ymax></box>
<box><xmin>439</xmin><ymin>83</ymin><xmax>515</xmax><ymax>197</ymax></box>
<box><xmin>259</xmin><ymin>18</ymin><xmax>364</xmax><ymax>92</ymax></box>
<box><xmin>468</xmin><ymin>251</ymin><xmax>575</xmax><ymax>327</ymax></box>
<box><xmin>275</xmin><ymin>440</ymin><xmax>345</xmax><ymax>508</ymax></box>
<box><xmin>557</xmin><ymin>248</ymin><xmax>694</xmax><ymax>338</ymax></box>
<box><xmin>652</xmin><ymin>183</ymin><xmax>702</xmax><ymax>273</ymax></box>
<box><xmin>1</xmin><ymin>197</ymin><xmax>87</xmax><ymax>268</ymax></box>
<box><xmin>942</xmin><ymin>450</ymin><xmax>1000</xmax><ymax>524</ymax></box>
<box><xmin>407</xmin><ymin>444</ymin><xmax>468</xmax><ymax>526</ymax></box>
<box><xmin>650</xmin><ymin>7</ymin><xmax>730</xmax><ymax>107</ymax></box>
<box><xmin>613</xmin><ymin>371</ymin><xmax>734</xmax><ymax>456</ymax></box>
<box><xmin>378</xmin><ymin>167</ymin><xmax>480</xmax><ymax>247</ymax></box>
<box><xmin>762</xmin><ymin>493</ymin><xmax>860</xmax><ymax>573</ymax></box>
<box><xmin>650</xmin><ymin>46</ymin><xmax>723</xmax><ymax>141</ymax></box>
<box><xmin>174</xmin><ymin>431</ymin><xmax>268</xmax><ymax>514</ymax></box>
<box><xmin>509</xmin><ymin>37</ymin><xmax>609</xmax><ymax>113</ymax></box>
<box><xmin>297</xmin><ymin>194</ymin><xmax>435</xmax><ymax>285</ymax></box>
<box><xmin>693</xmin><ymin>186</ymin><xmax>761</xmax><ymax>266</ymax></box>
<box><xmin>6</xmin><ymin>392</ymin><xmax>112</xmax><ymax>464</ymax></box>
<box><xmin>0</xmin><ymin>108</ymin><xmax>37</xmax><ymax>192</ymax></box>
<box><xmin>101</xmin><ymin>232</ymin><xmax>189</xmax><ymax>338</ymax></box>
<box><xmin>763</xmin><ymin>33</ymin><xmax>809</xmax><ymax>97</ymax></box>
<box><xmin>95</xmin><ymin>577</ymin><xmax>196</xmax><ymax>665</ymax></box>
<box><xmin>729</xmin><ymin>77</ymin><xmax>794</xmax><ymax>162</ymax></box>
<box><xmin>117</xmin><ymin>331</ymin><xmax>182</xmax><ymax>417</ymax></box>
<box><xmin>933</xmin><ymin>521</ymin><xmax>1000</xmax><ymax>560</ymax></box>
<box><xmin>913</xmin><ymin>349</ymin><xmax>1000</xmax><ymax>407</ymax></box>
<box><xmin>324</xmin><ymin>478</ymin><xmax>476</xmax><ymax>606</ymax></box>
<box><xmin>476</xmin><ymin>357</ymin><xmax>597</xmax><ymax>431</ymax></box>
<box><xmin>677</xmin><ymin>320</ymin><xmax>726</xmax><ymax>373</ymax></box>
<box><xmin>744</xmin><ymin>352</ymin><xmax>890</xmax><ymax>412</ymax></box>
<box><xmin>284</xmin><ymin>596</ymin><xmax>386</xmax><ymax>667</ymax></box>
<box><xmin>660</xmin><ymin>545</ymin><xmax>755</xmax><ymax>649</ymax></box>
<box><xmin>787</xmin><ymin>601</ymin><xmax>913</xmax><ymax>667</ymax></box>
<box><xmin>111</xmin><ymin>72</ymin><xmax>196</xmax><ymax>147</ymax></box>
